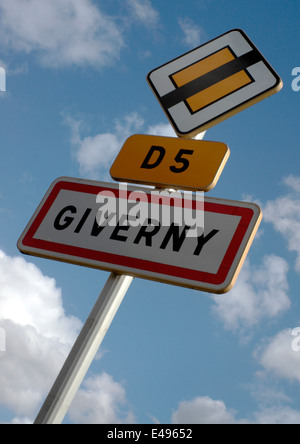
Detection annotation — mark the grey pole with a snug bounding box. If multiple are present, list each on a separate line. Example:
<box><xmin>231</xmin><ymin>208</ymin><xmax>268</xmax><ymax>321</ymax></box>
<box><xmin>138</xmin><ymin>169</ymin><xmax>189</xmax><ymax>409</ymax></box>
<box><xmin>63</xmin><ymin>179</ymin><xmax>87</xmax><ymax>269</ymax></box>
<box><xmin>34</xmin><ymin>273</ymin><xmax>133</xmax><ymax>425</ymax></box>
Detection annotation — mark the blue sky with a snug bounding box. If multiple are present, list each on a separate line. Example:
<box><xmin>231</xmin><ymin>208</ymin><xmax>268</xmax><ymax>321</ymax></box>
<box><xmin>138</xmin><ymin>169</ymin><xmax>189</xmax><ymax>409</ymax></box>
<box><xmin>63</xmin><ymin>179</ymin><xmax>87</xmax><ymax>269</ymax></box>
<box><xmin>0</xmin><ymin>0</ymin><xmax>300</xmax><ymax>424</ymax></box>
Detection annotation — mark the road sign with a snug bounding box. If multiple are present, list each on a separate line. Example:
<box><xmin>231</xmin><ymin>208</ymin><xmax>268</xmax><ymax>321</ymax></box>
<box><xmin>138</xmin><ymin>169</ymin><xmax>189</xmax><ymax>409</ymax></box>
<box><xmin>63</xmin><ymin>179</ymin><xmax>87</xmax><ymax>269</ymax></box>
<box><xmin>147</xmin><ymin>28</ymin><xmax>283</xmax><ymax>138</ymax></box>
<box><xmin>18</xmin><ymin>177</ymin><xmax>262</xmax><ymax>294</ymax></box>
<box><xmin>110</xmin><ymin>135</ymin><xmax>230</xmax><ymax>192</ymax></box>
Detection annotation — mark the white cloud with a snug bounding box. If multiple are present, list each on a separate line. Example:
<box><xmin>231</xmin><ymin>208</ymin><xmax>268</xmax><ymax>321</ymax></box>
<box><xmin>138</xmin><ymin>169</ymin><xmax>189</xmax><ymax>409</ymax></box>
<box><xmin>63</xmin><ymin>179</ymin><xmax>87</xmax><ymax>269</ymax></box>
<box><xmin>146</xmin><ymin>122</ymin><xmax>176</xmax><ymax>138</ymax></box>
<box><xmin>76</xmin><ymin>133</ymin><xmax>121</xmax><ymax>178</ymax></box>
<box><xmin>171</xmin><ymin>394</ymin><xmax>300</xmax><ymax>424</ymax></box>
<box><xmin>178</xmin><ymin>18</ymin><xmax>205</xmax><ymax>47</ymax></box>
<box><xmin>0</xmin><ymin>250</ymin><xmax>133</xmax><ymax>423</ymax></box>
<box><xmin>284</xmin><ymin>175</ymin><xmax>300</xmax><ymax>193</ymax></box>
<box><xmin>66</xmin><ymin>113</ymin><xmax>145</xmax><ymax>179</ymax></box>
<box><xmin>65</xmin><ymin>113</ymin><xmax>178</xmax><ymax>179</ymax></box>
<box><xmin>172</xmin><ymin>396</ymin><xmax>237</xmax><ymax>424</ymax></box>
<box><xmin>247</xmin><ymin>327</ymin><xmax>300</xmax><ymax>424</ymax></box>
<box><xmin>0</xmin><ymin>319</ymin><xmax>68</xmax><ymax>419</ymax></box>
<box><xmin>253</xmin><ymin>406</ymin><xmax>300</xmax><ymax>424</ymax></box>
<box><xmin>211</xmin><ymin>255</ymin><xmax>290</xmax><ymax>332</ymax></box>
<box><xmin>263</xmin><ymin>175</ymin><xmax>300</xmax><ymax>272</ymax></box>
<box><xmin>256</xmin><ymin>328</ymin><xmax>300</xmax><ymax>383</ymax></box>
<box><xmin>145</xmin><ymin>122</ymin><xmax>204</xmax><ymax>139</ymax></box>
<box><xmin>0</xmin><ymin>250</ymin><xmax>80</xmax><ymax>420</ymax></box>
<box><xmin>126</xmin><ymin>0</ymin><xmax>160</xmax><ymax>28</ymax></box>
<box><xmin>69</xmin><ymin>374</ymin><xmax>135</xmax><ymax>424</ymax></box>
<box><xmin>0</xmin><ymin>0</ymin><xmax>124</xmax><ymax>68</ymax></box>
<box><xmin>0</xmin><ymin>250</ymin><xmax>80</xmax><ymax>344</ymax></box>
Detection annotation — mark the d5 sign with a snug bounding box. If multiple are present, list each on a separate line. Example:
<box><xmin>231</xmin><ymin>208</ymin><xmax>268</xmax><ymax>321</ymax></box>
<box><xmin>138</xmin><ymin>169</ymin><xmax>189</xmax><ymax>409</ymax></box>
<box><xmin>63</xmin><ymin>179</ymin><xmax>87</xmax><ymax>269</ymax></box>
<box><xmin>110</xmin><ymin>134</ymin><xmax>229</xmax><ymax>192</ymax></box>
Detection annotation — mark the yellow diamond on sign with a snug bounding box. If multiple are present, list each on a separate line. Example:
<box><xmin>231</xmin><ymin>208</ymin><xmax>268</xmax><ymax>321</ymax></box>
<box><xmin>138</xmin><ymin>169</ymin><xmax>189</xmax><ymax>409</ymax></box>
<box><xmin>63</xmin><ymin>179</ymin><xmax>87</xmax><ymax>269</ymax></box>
<box><xmin>110</xmin><ymin>135</ymin><xmax>230</xmax><ymax>192</ymax></box>
<box><xmin>147</xmin><ymin>29</ymin><xmax>283</xmax><ymax>138</ymax></box>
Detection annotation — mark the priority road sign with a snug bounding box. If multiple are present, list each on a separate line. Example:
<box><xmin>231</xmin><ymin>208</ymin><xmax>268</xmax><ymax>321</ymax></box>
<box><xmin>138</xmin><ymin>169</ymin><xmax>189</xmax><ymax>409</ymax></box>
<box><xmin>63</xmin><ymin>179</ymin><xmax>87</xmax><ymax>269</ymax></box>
<box><xmin>110</xmin><ymin>135</ymin><xmax>230</xmax><ymax>192</ymax></box>
<box><xmin>147</xmin><ymin>29</ymin><xmax>283</xmax><ymax>138</ymax></box>
<box><xmin>17</xmin><ymin>177</ymin><xmax>262</xmax><ymax>294</ymax></box>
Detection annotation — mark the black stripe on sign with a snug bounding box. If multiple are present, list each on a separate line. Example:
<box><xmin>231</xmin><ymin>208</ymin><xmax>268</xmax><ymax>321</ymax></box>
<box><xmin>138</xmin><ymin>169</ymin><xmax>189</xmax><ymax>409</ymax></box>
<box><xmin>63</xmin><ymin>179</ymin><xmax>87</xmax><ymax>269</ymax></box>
<box><xmin>160</xmin><ymin>49</ymin><xmax>262</xmax><ymax>110</ymax></box>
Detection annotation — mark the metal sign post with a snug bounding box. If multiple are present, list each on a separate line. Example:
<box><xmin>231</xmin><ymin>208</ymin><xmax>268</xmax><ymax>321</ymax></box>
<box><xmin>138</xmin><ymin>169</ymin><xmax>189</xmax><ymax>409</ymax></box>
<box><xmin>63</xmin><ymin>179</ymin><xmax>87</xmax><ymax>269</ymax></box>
<box><xmin>34</xmin><ymin>273</ymin><xmax>133</xmax><ymax>424</ymax></box>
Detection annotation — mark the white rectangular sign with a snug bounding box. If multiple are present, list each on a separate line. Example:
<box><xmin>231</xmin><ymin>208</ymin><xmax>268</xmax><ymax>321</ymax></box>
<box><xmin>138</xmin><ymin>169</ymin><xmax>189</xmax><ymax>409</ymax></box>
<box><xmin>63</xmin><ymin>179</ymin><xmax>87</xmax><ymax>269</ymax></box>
<box><xmin>17</xmin><ymin>177</ymin><xmax>262</xmax><ymax>294</ymax></box>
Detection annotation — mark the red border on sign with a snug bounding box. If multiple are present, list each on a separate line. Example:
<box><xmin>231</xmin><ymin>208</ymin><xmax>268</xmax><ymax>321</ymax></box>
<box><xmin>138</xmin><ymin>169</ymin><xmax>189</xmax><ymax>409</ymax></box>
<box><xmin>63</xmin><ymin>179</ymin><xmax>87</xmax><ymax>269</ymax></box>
<box><xmin>21</xmin><ymin>180</ymin><xmax>254</xmax><ymax>286</ymax></box>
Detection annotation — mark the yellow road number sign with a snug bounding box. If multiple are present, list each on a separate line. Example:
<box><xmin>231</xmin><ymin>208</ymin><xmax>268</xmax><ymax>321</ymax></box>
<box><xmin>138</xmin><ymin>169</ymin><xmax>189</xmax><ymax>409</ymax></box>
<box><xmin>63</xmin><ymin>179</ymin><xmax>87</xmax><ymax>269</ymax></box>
<box><xmin>110</xmin><ymin>135</ymin><xmax>230</xmax><ymax>192</ymax></box>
